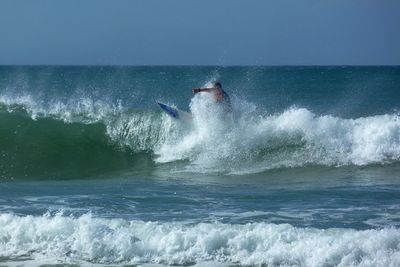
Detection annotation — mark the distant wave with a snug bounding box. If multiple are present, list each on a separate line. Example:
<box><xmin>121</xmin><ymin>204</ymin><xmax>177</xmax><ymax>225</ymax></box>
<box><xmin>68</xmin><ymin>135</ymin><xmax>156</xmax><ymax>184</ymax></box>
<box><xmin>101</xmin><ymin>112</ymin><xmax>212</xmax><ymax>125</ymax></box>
<box><xmin>1</xmin><ymin>212</ymin><xmax>400</xmax><ymax>266</ymax></box>
<box><xmin>0</xmin><ymin>92</ymin><xmax>399</xmax><ymax>179</ymax></box>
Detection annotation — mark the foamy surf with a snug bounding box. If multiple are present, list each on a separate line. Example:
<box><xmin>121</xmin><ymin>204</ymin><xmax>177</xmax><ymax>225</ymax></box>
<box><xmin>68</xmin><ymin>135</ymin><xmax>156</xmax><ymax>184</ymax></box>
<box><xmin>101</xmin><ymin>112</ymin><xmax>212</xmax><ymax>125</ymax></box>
<box><xmin>155</xmin><ymin>94</ymin><xmax>400</xmax><ymax>173</ymax></box>
<box><xmin>1</xmin><ymin>213</ymin><xmax>400</xmax><ymax>266</ymax></box>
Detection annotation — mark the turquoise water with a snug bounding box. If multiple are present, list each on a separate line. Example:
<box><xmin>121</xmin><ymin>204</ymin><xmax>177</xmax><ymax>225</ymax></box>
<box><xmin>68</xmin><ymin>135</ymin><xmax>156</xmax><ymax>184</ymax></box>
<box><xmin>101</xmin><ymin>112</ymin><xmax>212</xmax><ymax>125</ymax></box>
<box><xmin>0</xmin><ymin>66</ymin><xmax>400</xmax><ymax>266</ymax></box>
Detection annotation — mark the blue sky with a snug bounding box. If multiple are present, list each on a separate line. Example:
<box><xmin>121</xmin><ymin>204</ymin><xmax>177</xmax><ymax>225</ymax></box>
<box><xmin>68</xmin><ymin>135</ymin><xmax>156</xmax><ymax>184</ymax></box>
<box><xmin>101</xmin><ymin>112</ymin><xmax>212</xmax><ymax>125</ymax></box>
<box><xmin>1</xmin><ymin>0</ymin><xmax>399</xmax><ymax>65</ymax></box>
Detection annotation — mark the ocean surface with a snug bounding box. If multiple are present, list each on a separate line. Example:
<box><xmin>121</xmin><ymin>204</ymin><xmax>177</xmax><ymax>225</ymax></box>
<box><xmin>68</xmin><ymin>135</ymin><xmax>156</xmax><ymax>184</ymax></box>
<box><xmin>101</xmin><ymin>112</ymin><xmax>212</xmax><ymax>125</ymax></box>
<box><xmin>0</xmin><ymin>65</ymin><xmax>399</xmax><ymax>266</ymax></box>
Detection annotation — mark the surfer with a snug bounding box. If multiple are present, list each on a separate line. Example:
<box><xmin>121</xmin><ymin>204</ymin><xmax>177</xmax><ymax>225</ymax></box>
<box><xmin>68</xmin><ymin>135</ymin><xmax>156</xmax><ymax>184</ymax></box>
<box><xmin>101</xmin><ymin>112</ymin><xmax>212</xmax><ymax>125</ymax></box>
<box><xmin>192</xmin><ymin>81</ymin><xmax>231</xmax><ymax>111</ymax></box>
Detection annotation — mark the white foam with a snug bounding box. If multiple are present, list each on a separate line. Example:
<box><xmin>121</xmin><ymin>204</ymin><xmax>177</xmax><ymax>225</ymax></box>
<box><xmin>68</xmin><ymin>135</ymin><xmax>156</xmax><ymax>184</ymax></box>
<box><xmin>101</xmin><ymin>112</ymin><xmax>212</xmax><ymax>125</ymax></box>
<box><xmin>154</xmin><ymin>95</ymin><xmax>400</xmax><ymax>173</ymax></box>
<box><xmin>1</xmin><ymin>213</ymin><xmax>400</xmax><ymax>266</ymax></box>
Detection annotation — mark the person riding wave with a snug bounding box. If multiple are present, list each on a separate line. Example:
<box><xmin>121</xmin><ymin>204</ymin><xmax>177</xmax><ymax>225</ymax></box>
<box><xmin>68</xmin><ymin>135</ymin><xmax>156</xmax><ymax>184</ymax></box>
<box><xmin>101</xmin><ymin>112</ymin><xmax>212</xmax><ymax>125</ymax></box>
<box><xmin>192</xmin><ymin>81</ymin><xmax>232</xmax><ymax>112</ymax></box>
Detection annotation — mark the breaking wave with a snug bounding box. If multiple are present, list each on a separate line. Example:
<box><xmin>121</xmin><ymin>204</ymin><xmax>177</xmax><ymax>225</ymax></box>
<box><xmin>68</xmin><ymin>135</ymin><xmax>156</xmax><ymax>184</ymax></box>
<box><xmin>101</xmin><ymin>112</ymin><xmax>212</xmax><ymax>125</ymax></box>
<box><xmin>0</xmin><ymin>91</ymin><xmax>399</xmax><ymax>179</ymax></box>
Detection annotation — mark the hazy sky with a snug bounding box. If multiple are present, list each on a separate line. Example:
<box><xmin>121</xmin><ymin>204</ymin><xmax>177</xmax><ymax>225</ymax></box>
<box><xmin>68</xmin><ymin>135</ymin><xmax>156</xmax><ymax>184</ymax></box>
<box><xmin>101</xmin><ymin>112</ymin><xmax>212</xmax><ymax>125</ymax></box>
<box><xmin>1</xmin><ymin>0</ymin><xmax>399</xmax><ymax>65</ymax></box>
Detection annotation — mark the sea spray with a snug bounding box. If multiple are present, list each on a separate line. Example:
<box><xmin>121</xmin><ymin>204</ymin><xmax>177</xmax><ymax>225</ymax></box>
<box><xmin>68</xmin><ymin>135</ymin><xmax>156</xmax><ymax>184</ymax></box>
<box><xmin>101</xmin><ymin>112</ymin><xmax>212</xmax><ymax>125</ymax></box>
<box><xmin>155</xmin><ymin>94</ymin><xmax>400</xmax><ymax>173</ymax></box>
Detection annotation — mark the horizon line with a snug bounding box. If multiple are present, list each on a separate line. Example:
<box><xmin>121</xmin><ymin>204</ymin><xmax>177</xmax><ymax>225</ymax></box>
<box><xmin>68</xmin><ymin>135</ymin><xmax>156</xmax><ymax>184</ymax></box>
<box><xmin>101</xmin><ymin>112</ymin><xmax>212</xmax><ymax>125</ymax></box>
<box><xmin>1</xmin><ymin>64</ymin><xmax>399</xmax><ymax>67</ymax></box>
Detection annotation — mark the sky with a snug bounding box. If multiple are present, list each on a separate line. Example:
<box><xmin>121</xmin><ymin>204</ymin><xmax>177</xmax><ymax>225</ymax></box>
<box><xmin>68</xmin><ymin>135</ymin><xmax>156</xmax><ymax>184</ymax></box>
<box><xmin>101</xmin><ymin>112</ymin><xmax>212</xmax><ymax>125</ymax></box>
<box><xmin>0</xmin><ymin>0</ymin><xmax>399</xmax><ymax>65</ymax></box>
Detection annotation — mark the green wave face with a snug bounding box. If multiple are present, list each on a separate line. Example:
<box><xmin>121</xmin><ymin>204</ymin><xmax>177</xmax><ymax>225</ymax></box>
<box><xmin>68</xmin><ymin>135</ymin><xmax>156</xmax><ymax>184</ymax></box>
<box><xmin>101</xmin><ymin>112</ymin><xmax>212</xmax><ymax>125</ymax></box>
<box><xmin>0</xmin><ymin>109</ymin><xmax>153</xmax><ymax>180</ymax></box>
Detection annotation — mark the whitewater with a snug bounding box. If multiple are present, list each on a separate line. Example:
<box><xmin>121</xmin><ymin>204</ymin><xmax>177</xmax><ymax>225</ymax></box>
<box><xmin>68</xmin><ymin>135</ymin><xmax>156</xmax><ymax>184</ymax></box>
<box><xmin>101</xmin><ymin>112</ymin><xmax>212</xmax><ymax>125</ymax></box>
<box><xmin>1</xmin><ymin>213</ymin><xmax>400</xmax><ymax>267</ymax></box>
<box><xmin>0</xmin><ymin>65</ymin><xmax>399</xmax><ymax>266</ymax></box>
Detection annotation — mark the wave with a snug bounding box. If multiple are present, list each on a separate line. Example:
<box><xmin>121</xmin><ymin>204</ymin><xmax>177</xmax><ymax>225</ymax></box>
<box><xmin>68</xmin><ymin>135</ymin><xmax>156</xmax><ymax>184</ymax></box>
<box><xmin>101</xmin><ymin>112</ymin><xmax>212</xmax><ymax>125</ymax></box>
<box><xmin>0</xmin><ymin>92</ymin><xmax>399</xmax><ymax>178</ymax></box>
<box><xmin>1</xmin><ymin>212</ymin><xmax>400</xmax><ymax>266</ymax></box>
<box><xmin>0</xmin><ymin>103</ymin><xmax>152</xmax><ymax>180</ymax></box>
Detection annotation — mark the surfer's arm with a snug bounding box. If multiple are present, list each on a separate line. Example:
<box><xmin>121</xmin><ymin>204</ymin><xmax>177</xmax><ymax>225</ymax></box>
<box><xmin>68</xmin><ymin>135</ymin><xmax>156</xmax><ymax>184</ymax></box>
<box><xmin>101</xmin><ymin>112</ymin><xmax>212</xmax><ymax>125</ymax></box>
<box><xmin>192</xmin><ymin>87</ymin><xmax>216</xmax><ymax>94</ymax></box>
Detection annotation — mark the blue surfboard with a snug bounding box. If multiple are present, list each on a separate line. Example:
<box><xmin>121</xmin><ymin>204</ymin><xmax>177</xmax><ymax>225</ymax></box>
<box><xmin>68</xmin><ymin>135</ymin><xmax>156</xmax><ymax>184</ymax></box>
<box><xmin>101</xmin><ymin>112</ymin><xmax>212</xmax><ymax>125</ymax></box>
<box><xmin>157</xmin><ymin>102</ymin><xmax>179</xmax><ymax>118</ymax></box>
<box><xmin>157</xmin><ymin>102</ymin><xmax>192</xmax><ymax>121</ymax></box>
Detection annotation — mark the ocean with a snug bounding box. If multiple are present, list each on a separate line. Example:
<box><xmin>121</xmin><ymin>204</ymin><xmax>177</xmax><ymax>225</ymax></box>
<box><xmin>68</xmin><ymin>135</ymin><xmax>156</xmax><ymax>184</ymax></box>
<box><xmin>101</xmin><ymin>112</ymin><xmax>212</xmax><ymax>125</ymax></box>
<box><xmin>0</xmin><ymin>65</ymin><xmax>399</xmax><ymax>266</ymax></box>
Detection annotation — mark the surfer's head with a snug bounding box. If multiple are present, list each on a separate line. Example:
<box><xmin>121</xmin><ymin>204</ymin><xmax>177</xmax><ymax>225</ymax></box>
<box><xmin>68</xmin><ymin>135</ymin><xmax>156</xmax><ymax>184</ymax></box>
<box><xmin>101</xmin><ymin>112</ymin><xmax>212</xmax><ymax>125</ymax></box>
<box><xmin>213</xmin><ymin>81</ymin><xmax>222</xmax><ymax>88</ymax></box>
